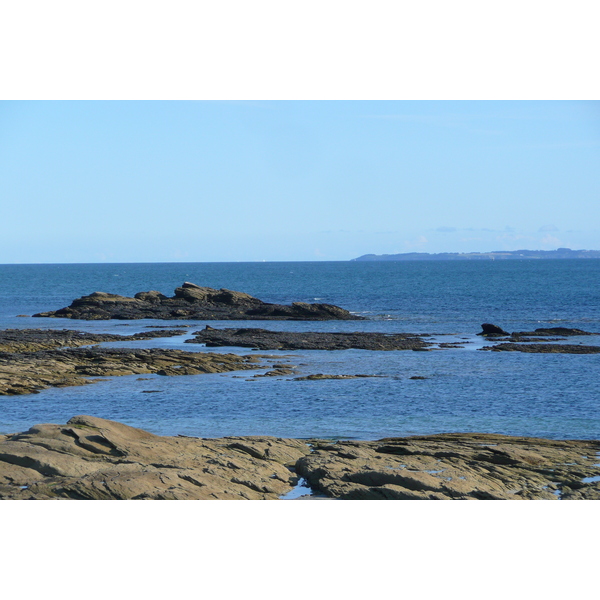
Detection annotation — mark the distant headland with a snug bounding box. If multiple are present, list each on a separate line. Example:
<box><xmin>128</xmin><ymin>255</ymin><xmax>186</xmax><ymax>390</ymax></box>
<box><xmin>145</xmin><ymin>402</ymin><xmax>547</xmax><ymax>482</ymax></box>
<box><xmin>352</xmin><ymin>248</ymin><xmax>600</xmax><ymax>261</ymax></box>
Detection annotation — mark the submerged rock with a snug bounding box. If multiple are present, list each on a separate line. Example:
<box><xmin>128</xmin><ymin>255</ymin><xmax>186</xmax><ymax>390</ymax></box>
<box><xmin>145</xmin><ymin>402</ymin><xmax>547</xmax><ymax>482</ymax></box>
<box><xmin>32</xmin><ymin>282</ymin><xmax>361</xmax><ymax>321</ymax></box>
<box><xmin>187</xmin><ymin>326</ymin><xmax>432</xmax><ymax>351</ymax></box>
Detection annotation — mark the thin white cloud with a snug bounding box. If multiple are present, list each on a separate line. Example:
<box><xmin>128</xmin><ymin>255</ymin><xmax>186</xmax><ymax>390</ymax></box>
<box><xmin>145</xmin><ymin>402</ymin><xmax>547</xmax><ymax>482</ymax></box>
<box><xmin>403</xmin><ymin>236</ymin><xmax>428</xmax><ymax>249</ymax></box>
<box><xmin>540</xmin><ymin>234</ymin><xmax>562</xmax><ymax>247</ymax></box>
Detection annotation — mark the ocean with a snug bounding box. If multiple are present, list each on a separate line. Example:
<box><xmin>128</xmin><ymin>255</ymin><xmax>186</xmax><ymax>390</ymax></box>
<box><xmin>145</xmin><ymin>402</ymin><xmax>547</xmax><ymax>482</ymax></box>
<box><xmin>1</xmin><ymin>260</ymin><xmax>599</xmax><ymax>440</ymax></box>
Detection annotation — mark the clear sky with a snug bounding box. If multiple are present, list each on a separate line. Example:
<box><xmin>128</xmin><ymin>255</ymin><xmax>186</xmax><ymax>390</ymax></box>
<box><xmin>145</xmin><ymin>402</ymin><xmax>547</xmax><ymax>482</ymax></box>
<box><xmin>1</xmin><ymin>100</ymin><xmax>599</xmax><ymax>263</ymax></box>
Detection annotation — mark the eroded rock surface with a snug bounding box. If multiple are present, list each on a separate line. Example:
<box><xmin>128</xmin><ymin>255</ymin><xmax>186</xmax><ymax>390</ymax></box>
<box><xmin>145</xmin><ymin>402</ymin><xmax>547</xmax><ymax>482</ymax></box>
<box><xmin>296</xmin><ymin>434</ymin><xmax>600</xmax><ymax>500</ymax></box>
<box><xmin>33</xmin><ymin>282</ymin><xmax>360</xmax><ymax>321</ymax></box>
<box><xmin>0</xmin><ymin>328</ymin><xmax>185</xmax><ymax>353</ymax></box>
<box><xmin>0</xmin><ymin>415</ymin><xmax>310</xmax><ymax>499</ymax></box>
<box><xmin>0</xmin><ymin>347</ymin><xmax>267</xmax><ymax>396</ymax></box>
<box><xmin>1</xmin><ymin>419</ymin><xmax>599</xmax><ymax>500</ymax></box>
<box><xmin>187</xmin><ymin>327</ymin><xmax>431</xmax><ymax>351</ymax></box>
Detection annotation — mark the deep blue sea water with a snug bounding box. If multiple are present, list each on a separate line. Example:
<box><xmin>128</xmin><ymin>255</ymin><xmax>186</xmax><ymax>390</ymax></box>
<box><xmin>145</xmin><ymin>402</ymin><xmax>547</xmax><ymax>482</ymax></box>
<box><xmin>1</xmin><ymin>260</ymin><xmax>599</xmax><ymax>440</ymax></box>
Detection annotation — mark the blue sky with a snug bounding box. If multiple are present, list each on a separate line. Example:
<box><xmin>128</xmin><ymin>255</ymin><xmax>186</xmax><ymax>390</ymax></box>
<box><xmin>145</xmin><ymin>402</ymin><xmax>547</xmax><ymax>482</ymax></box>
<box><xmin>1</xmin><ymin>100</ymin><xmax>598</xmax><ymax>263</ymax></box>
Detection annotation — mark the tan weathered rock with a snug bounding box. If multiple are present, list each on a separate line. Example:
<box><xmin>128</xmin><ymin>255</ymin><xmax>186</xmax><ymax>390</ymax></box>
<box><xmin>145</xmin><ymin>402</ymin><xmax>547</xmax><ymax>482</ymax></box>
<box><xmin>0</xmin><ymin>346</ymin><xmax>268</xmax><ymax>396</ymax></box>
<box><xmin>0</xmin><ymin>416</ymin><xmax>310</xmax><ymax>499</ymax></box>
<box><xmin>295</xmin><ymin>434</ymin><xmax>600</xmax><ymax>500</ymax></box>
<box><xmin>2</xmin><ymin>418</ymin><xmax>599</xmax><ymax>500</ymax></box>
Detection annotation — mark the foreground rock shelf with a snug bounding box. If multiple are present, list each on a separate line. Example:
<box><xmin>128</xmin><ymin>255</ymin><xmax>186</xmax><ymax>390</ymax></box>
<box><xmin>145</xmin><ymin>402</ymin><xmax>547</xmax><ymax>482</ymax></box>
<box><xmin>1</xmin><ymin>416</ymin><xmax>599</xmax><ymax>500</ymax></box>
<box><xmin>32</xmin><ymin>282</ymin><xmax>361</xmax><ymax>321</ymax></box>
<box><xmin>0</xmin><ymin>416</ymin><xmax>309</xmax><ymax>500</ymax></box>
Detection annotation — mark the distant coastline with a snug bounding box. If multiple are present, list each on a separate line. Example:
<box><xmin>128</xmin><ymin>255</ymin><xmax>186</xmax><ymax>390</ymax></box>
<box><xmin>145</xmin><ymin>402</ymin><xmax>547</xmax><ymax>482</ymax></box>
<box><xmin>352</xmin><ymin>248</ymin><xmax>600</xmax><ymax>261</ymax></box>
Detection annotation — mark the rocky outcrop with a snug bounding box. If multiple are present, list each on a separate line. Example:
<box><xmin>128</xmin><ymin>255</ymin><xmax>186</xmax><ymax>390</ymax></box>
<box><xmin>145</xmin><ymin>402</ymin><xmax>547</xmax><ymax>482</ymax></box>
<box><xmin>1</xmin><ymin>418</ymin><xmax>599</xmax><ymax>499</ymax></box>
<box><xmin>295</xmin><ymin>434</ymin><xmax>600</xmax><ymax>500</ymax></box>
<box><xmin>0</xmin><ymin>415</ymin><xmax>310</xmax><ymax>499</ymax></box>
<box><xmin>0</xmin><ymin>346</ymin><xmax>269</xmax><ymax>396</ymax></box>
<box><xmin>32</xmin><ymin>282</ymin><xmax>361</xmax><ymax>321</ymax></box>
<box><xmin>187</xmin><ymin>326</ymin><xmax>432</xmax><ymax>351</ymax></box>
<box><xmin>477</xmin><ymin>323</ymin><xmax>509</xmax><ymax>336</ymax></box>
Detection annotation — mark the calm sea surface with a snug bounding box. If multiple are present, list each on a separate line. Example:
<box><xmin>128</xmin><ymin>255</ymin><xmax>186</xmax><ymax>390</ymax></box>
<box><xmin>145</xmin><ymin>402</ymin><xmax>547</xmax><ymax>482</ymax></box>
<box><xmin>1</xmin><ymin>260</ymin><xmax>599</xmax><ymax>440</ymax></box>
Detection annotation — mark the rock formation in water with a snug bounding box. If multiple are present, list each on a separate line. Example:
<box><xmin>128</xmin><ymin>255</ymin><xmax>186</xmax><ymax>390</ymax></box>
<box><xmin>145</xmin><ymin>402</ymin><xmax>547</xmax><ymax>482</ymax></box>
<box><xmin>510</xmin><ymin>327</ymin><xmax>594</xmax><ymax>337</ymax></box>
<box><xmin>0</xmin><ymin>345</ymin><xmax>270</xmax><ymax>396</ymax></box>
<box><xmin>187</xmin><ymin>326</ymin><xmax>432</xmax><ymax>351</ymax></box>
<box><xmin>478</xmin><ymin>323</ymin><xmax>510</xmax><ymax>336</ymax></box>
<box><xmin>481</xmin><ymin>343</ymin><xmax>600</xmax><ymax>354</ymax></box>
<box><xmin>0</xmin><ymin>327</ymin><xmax>185</xmax><ymax>353</ymax></box>
<box><xmin>32</xmin><ymin>282</ymin><xmax>361</xmax><ymax>321</ymax></box>
<box><xmin>1</xmin><ymin>416</ymin><xmax>599</xmax><ymax>500</ymax></box>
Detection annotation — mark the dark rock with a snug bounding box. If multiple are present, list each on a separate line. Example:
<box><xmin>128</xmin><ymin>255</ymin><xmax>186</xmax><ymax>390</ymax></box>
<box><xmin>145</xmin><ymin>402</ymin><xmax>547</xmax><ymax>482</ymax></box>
<box><xmin>32</xmin><ymin>282</ymin><xmax>361</xmax><ymax>321</ymax></box>
<box><xmin>507</xmin><ymin>336</ymin><xmax>566</xmax><ymax>343</ymax></box>
<box><xmin>511</xmin><ymin>327</ymin><xmax>595</xmax><ymax>337</ymax></box>
<box><xmin>481</xmin><ymin>343</ymin><xmax>600</xmax><ymax>354</ymax></box>
<box><xmin>292</xmin><ymin>374</ymin><xmax>383</xmax><ymax>381</ymax></box>
<box><xmin>186</xmin><ymin>327</ymin><xmax>432</xmax><ymax>351</ymax></box>
<box><xmin>478</xmin><ymin>323</ymin><xmax>509</xmax><ymax>336</ymax></box>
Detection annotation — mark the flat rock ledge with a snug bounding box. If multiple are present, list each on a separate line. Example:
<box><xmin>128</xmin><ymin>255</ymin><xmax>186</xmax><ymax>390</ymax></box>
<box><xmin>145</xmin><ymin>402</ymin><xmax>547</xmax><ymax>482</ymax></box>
<box><xmin>481</xmin><ymin>343</ymin><xmax>600</xmax><ymax>354</ymax></box>
<box><xmin>0</xmin><ymin>347</ymin><xmax>268</xmax><ymax>396</ymax></box>
<box><xmin>1</xmin><ymin>417</ymin><xmax>599</xmax><ymax>500</ymax></box>
<box><xmin>0</xmin><ymin>327</ymin><xmax>185</xmax><ymax>354</ymax></box>
<box><xmin>32</xmin><ymin>282</ymin><xmax>361</xmax><ymax>321</ymax></box>
<box><xmin>187</xmin><ymin>327</ymin><xmax>431</xmax><ymax>351</ymax></box>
